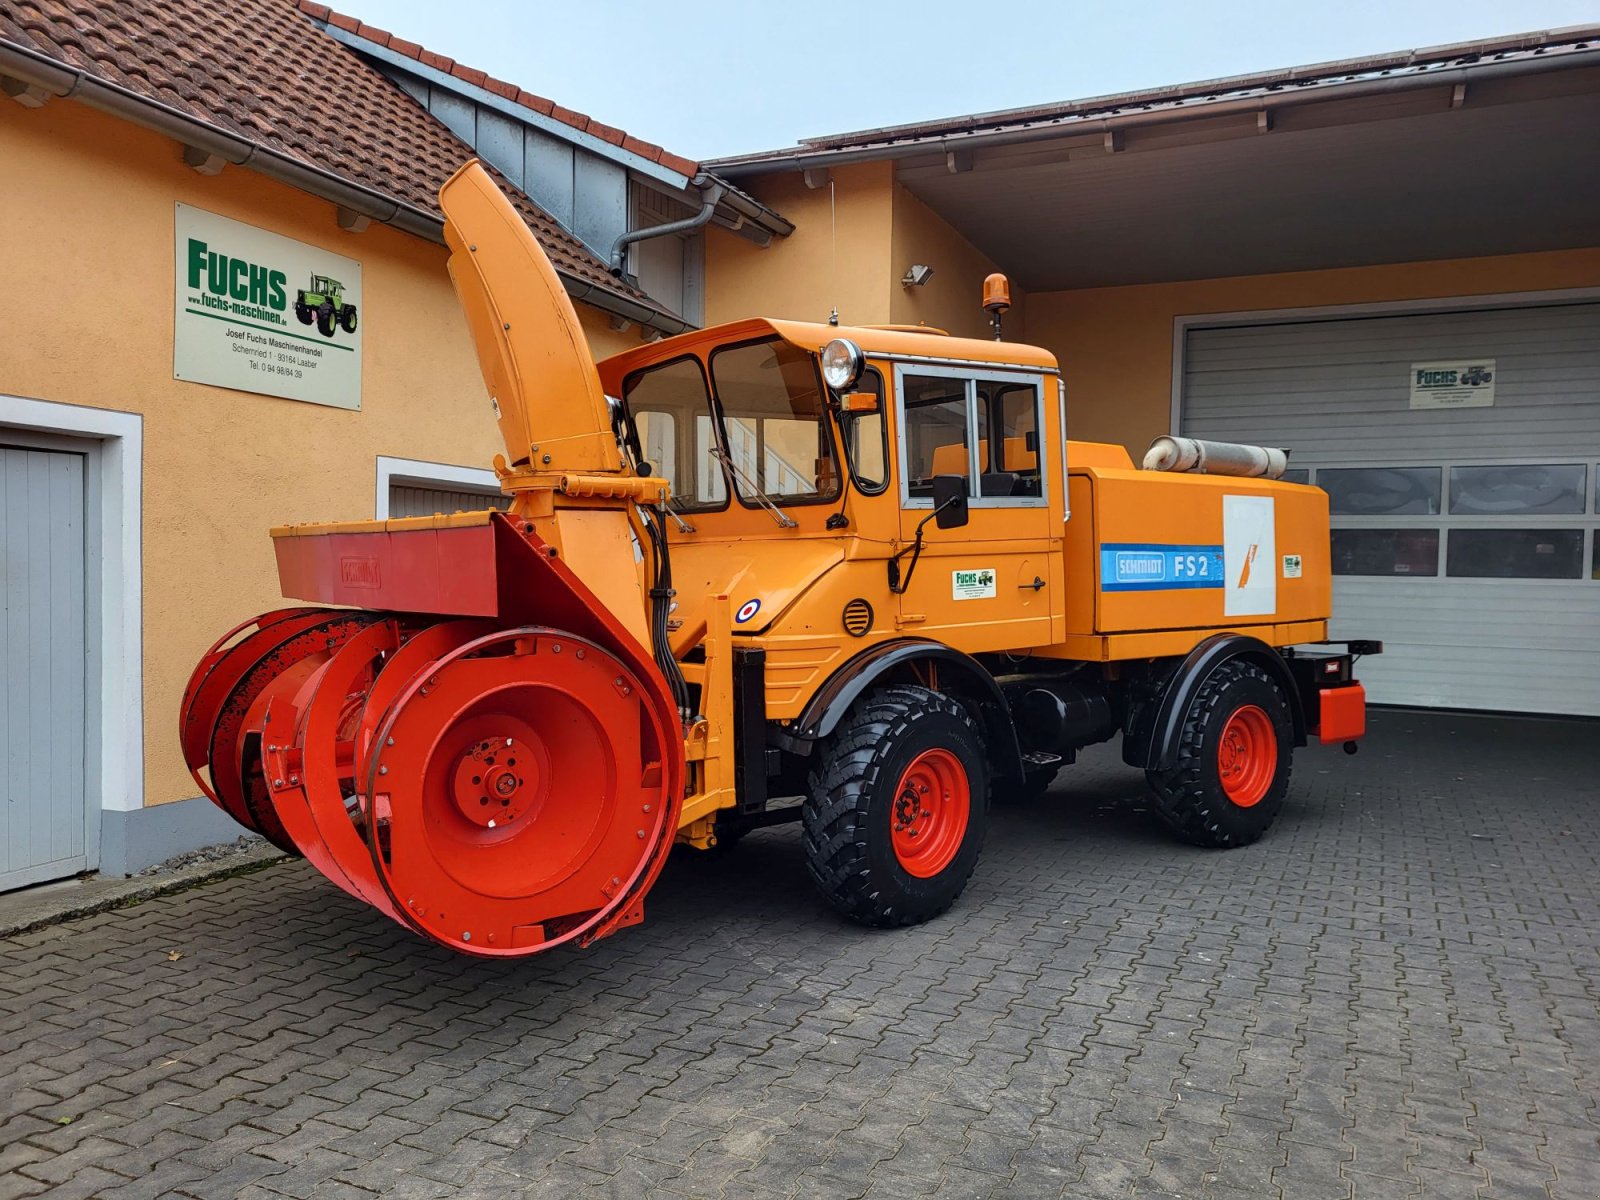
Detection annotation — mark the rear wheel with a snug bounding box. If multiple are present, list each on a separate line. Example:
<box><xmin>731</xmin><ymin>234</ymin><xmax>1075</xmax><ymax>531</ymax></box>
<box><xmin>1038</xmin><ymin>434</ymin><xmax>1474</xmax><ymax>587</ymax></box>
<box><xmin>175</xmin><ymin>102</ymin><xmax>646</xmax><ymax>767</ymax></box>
<box><xmin>803</xmin><ymin>686</ymin><xmax>988</xmax><ymax>927</ymax></box>
<box><xmin>1146</xmin><ymin>658</ymin><xmax>1292</xmax><ymax>848</ymax></box>
<box><xmin>316</xmin><ymin>304</ymin><xmax>335</xmax><ymax>337</ymax></box>
<box><xmin>340</xmin><ymin>305</ymin><xmax>358</xmax><ymax>334</ymax></box>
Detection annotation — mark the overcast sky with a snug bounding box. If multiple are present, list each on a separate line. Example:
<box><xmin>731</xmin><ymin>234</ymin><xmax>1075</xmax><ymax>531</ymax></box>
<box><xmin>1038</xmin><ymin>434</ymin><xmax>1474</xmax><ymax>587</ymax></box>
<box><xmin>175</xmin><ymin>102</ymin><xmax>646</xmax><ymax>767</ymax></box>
<box><xmin>331</xmin><ymin>0</ymin><xmax>1600</xmax><ymax>159</ymax></box>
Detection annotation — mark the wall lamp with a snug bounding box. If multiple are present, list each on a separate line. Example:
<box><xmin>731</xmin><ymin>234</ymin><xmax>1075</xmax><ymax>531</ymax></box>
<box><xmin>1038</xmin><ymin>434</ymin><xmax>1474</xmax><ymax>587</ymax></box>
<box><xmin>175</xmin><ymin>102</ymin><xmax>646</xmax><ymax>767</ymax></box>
<box><xmin>900</xmin><ymin>264</ymin><xmax>934</xmax><ymax>287</ymax></box>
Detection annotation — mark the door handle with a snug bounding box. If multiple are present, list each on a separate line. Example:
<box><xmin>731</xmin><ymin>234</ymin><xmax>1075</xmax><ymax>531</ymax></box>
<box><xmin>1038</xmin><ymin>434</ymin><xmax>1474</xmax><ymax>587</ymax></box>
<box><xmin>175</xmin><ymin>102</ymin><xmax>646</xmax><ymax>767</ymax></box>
<box><xmin>1020</xmin><ymin>576</ymin><xmax>1045</xmax><ymax>591</ymax></box>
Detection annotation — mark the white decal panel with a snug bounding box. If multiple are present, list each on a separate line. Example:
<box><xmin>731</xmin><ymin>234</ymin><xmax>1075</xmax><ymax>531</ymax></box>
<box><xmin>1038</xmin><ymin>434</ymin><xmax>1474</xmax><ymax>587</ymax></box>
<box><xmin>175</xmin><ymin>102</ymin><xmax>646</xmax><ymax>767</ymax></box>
<box><xmin>951</xmin><ymin>568</ymin><xmax>997</xmax><ymax>600</ymax></box>
<box><xmin>1222</xmin><ymin>496</ymin><xmax>1277</xmax><ymax>617</ymax></box>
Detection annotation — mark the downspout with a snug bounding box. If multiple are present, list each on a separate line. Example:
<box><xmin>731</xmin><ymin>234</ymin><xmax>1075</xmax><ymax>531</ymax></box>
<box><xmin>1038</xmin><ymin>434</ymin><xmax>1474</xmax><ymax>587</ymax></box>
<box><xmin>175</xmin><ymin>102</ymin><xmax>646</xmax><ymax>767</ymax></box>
<box><xmin>609</xmin><ymin>178</ymin><xmax>727</xmax><ymax>277</ymax></box>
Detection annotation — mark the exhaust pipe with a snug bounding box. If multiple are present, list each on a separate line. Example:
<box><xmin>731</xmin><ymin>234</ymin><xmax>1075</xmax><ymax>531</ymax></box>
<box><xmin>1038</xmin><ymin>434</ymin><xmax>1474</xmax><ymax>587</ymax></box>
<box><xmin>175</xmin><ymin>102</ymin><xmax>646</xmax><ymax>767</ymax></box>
<box><xmin>1143</xmin><ymin>435</ymin><xmax>1289</xmax><ymax>480</ymax></box>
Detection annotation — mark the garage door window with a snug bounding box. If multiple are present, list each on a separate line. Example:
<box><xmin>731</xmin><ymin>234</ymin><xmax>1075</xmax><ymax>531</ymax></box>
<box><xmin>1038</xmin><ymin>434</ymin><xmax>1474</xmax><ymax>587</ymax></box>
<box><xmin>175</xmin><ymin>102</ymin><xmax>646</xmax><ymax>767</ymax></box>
<box><xmin>1302</xmin><ymin>460</ymin><xmax>1598</xmax><ymax>580</ymax></box>
<box><xmin>1448</xmin><ymin>464</ymin><xmax>1586</xmax><ymax>515</ymax></box>
<box><xmin>1446</xmin><ymin>528</ymin><xmax>1586</xmax><ymax>579</ymax></box>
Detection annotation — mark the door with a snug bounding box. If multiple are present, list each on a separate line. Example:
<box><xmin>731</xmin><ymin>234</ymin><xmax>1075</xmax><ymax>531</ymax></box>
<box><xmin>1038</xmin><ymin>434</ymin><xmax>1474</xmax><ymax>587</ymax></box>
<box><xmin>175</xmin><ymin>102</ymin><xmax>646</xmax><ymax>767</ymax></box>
<box><xmin>1</xmin><ymin>444</ymin><xmax>89</xmax><ymax>890</ymax></box>
<box><xmin>1183</xmin><ymin>302</ymin><xmax>1600</xmax><ymax>715</ymax></box>
<box><xmin>893</xmin><ymin>365</ymin><xmax>1058</xmax><ymax>651</ymax></box>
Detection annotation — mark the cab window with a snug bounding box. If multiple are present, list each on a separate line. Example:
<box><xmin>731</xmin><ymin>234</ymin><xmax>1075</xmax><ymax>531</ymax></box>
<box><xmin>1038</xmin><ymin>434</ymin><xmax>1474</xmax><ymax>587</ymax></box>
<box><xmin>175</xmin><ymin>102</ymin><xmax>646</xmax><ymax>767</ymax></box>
<box><xmin>901</xmin><ymin>370</ymin><xmax>1045</xmax><ymax>502</ymax></box>
<box><xmin>709</xmin><ymin>339</ymin><xmax>841</xmax><ymax>506</ymax></box>
<box><xmin>623</xmin><ymin>357</ymin><xmax>727</xmax><ymax>509</ymax></box>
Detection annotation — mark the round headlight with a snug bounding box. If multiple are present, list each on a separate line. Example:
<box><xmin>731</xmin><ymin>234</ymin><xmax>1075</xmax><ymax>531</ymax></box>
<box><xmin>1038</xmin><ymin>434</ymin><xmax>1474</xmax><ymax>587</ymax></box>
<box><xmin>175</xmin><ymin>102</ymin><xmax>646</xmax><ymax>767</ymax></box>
<box><xmin>820</xmin><ymin>338</ymin><xmax>864</xmax><ymax>391</ymax></box>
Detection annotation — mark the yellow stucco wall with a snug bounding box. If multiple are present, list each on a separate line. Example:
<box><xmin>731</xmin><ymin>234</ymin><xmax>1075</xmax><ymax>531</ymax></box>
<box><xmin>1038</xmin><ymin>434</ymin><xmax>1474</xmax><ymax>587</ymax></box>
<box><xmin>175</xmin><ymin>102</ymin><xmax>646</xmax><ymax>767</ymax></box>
<box><xmin>0</xmin><ymin>99</ymin><xmax>636</xmax><ymax>808</ymax></box>
<box><xmin>706</xmin><ymin>166</ymin><xmax>1023</xmax><ymax>342</ymax></box>
<box><xmin>1026</xmin><ymin>250</ymin><xmax>1600</xmax><ymax>453</ymax></box>
<box><xmin>889</xmin><ymin>184</ymin><xmax>1026</xmax><ymax>342</ymax></box>
<box><xmin>705</xmin><ymin>163</ymin><xmax>895</xmax><ymax>328</ymax></box>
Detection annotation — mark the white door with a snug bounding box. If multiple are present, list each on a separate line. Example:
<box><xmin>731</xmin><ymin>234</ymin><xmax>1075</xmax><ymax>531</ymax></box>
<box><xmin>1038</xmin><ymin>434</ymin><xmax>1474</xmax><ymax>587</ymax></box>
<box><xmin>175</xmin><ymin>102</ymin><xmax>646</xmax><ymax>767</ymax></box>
<box><xmin>1</xmin><ymin>443</ymin><xmax>89</xmax><ymax>890</ymax></box>
<box><xmin>1183</xmin><ymin>302</ymin><xmax>1600</xmax><ymax>716</ymax></box>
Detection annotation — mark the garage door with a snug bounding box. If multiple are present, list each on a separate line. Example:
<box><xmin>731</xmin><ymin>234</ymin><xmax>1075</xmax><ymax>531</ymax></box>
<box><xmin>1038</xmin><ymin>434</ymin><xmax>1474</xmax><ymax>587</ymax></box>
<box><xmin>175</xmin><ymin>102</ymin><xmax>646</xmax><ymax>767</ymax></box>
<box><xmin>1183</xmin><ymin>302</ymin><xmax>1600</xmax><ymax>716</ymax></box>
<box><xmin>1</xmin><ymin>444</ymin><xmax>89</xmax><ymax>890</ymax></box>
<box><xmin>388</xmin><ymin>483</ymin><xmax>509</xmax><ymax>519</ymax></box>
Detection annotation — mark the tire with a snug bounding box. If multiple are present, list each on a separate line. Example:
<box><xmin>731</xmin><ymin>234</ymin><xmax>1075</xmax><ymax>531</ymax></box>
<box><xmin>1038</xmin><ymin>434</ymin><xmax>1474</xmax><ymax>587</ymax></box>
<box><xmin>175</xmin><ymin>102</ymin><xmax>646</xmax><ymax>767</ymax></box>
<box><xmin>339</xmin><ymin>305</ymin><xmax>358</xmax><ymax>334</ymax></box>
<box><xmin>803</xmin><ymin>686</ymin><xmax>988</xmax><ymax>927</ymax></box>
<box><xmin>316</xmin><ymin>305</ymin><xmax>335</xmax><ymax>337</ymax></box>
<box><xmin>294</xmin><ymin>302</ymin><xmax>314</xmax><ymax>326</ymax></box>
<box><xmin>1145</xmin><ymin>658</ymin><xmax>1292</xmax><ymax>848</ymax></box>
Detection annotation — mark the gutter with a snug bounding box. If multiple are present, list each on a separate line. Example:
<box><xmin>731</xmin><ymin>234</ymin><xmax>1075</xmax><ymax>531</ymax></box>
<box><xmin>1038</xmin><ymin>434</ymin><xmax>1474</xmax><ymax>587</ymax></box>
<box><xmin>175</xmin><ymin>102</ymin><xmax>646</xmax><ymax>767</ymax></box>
<box><xmin>0</xmin><ymin>37</ymin><xmax>693</xmax><ymax>337</ymax></box>
<box><xmin>709</xmin><ymin>45</ymin><xmax>1600</xmax><ymax>177</ymax></box>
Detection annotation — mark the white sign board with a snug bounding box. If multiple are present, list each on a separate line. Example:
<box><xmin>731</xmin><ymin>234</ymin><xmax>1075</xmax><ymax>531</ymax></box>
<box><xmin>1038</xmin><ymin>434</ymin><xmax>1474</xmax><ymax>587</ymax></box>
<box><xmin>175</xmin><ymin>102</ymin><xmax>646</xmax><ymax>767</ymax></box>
<box><xmin>174</xmin><ymin>204</ymin><xmax>362</xmax><ymax>409</ymax></box>
<box><xmin>1409</xmin><ymin>360</ymin><xmax>1494</xmax><ymax>410</ymax></box>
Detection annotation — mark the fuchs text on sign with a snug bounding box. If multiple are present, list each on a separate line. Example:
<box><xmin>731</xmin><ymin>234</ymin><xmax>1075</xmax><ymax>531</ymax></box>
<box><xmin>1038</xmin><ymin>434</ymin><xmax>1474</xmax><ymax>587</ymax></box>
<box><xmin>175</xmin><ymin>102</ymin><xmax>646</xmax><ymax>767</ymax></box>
<box><xmin>1409</xmin><ymin>360</ymin><xmax>1495</xmax><ymax>409</ymax></box>
<box><xmin>174</xmin><ymin>204</ymin><xmax>363</xmax><ymax>409</ymax></box>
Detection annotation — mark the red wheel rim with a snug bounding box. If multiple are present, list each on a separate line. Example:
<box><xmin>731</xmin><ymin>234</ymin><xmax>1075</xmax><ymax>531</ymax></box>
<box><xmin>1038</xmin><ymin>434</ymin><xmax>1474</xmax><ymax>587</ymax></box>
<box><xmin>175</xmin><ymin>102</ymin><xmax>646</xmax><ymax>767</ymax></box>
<box><xmin>1217</xmin><ymin>704</ymin><xmax>1277</xmax><ymax>808</ymax></box>
<box><xmin>890</xmin><ymin>748</ymin><xmax>971</xmax><ymax>878</ymax></box>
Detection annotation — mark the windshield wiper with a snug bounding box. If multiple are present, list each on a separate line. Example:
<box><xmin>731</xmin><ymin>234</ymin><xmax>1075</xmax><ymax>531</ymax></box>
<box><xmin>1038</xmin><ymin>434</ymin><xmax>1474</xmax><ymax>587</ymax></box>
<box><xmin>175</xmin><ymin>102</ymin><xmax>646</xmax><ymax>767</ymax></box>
<box><xmin>712</xmin><ymin>446</ymin><xmax>797</xmax><ymax>528</ymax></box>
<box><xmin>663</xmin><ymin>497</ymin><xmax>696</xmax><ymax>534</ymax></box>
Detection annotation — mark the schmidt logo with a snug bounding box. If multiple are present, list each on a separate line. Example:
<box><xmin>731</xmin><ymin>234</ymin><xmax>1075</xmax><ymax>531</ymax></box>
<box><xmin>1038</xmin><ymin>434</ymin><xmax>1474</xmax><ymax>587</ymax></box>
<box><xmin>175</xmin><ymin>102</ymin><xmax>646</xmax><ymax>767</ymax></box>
<box><xmin>1114</xmin><ymin>552</ymin><xmax>1166</xmax><ymax>583</ymax></box>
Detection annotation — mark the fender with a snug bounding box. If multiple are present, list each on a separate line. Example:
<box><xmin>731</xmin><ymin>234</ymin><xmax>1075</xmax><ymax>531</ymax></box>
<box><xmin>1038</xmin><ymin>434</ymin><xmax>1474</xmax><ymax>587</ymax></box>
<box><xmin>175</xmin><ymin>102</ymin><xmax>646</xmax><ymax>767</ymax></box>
<box><xmin>1125</xmin><ymin>633</ymin><xmax>1307</xmax><ymax>771</ymax></box>
<box><xmin>783</xmin><ymin>639</ymin><xmax>1024</xmax><ymax>782</ymax></box>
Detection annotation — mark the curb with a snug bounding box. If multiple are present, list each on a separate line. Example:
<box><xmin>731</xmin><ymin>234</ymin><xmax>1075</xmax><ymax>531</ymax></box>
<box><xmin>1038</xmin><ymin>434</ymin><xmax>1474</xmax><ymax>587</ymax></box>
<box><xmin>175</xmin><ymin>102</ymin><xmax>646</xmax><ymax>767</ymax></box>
<box><xmin>0</xmin><ymin>844</ymin><xmax>291</xmax><ymax>939</ymax></box>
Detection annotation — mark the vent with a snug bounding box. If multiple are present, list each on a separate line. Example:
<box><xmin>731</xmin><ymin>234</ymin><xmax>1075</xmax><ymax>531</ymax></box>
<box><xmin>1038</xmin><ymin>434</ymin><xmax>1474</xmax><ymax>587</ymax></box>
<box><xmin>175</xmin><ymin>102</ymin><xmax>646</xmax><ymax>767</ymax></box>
<box><xmin>842</xmin><ymin>598</ymin><xmax>874</xmax><ymax>638</ymax></box>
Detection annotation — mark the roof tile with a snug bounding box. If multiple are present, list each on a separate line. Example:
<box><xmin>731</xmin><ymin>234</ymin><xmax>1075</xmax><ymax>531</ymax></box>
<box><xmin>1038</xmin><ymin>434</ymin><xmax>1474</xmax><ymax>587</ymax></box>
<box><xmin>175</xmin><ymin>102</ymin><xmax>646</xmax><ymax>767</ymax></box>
<box><xmin>296</xmin><ymin>2</ymin><xmax>699</xmax><ymax>177</ymax></box>
<box><xmin>0</xmin><ymin>0</ymin><xmax>658</xmax><ymax>309</ymax></box>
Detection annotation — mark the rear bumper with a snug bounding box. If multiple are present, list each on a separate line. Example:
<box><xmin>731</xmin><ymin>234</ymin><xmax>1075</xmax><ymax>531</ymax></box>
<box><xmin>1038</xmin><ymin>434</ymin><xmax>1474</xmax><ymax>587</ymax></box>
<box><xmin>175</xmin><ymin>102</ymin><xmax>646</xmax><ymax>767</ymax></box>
<box><xmin>1287</xmin><ymin>640</ymin><xmax>1380</xmax><ymax>745</ymax></box>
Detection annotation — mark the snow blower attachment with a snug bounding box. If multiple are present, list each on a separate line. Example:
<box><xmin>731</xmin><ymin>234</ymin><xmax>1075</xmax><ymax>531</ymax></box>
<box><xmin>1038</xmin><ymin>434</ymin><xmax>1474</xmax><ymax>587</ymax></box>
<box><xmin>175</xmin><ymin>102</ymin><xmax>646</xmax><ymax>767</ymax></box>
<box><xmin>180</xmin><ymin>163</ymin><xmax>685</xmax><ymax>957</ymax></box>
<box><xmin>183</xmin><ymin>161</ymin><xmax>1376</xmax><ymax>960</ymax></box>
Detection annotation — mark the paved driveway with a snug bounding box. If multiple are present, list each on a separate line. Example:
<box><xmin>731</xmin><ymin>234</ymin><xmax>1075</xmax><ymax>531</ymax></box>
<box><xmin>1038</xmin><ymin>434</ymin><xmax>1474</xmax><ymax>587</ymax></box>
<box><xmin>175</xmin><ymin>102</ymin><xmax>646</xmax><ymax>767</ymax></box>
<box><xmin>2</xmin><ymin>710</ymin><xmax>1598</xmax><ymax>1199</ymax></box>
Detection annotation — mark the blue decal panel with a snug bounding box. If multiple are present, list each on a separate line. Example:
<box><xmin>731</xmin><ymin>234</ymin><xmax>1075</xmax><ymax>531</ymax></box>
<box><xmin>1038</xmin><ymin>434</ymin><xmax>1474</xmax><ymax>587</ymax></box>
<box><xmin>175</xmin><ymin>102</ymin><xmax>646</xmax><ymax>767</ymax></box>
<box><xmin>1100</xmin><ymin>543</ymin><xmax>1224</xmax><ymax>592</ymax></box>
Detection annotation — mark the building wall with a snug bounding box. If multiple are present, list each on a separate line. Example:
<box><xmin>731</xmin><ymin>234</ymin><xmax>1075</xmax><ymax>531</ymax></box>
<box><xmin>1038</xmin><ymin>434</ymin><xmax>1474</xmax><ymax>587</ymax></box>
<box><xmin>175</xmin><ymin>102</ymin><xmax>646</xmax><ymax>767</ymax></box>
<box><xmin>0</xmin><ymin>98</ymin><xmax>636</xmax><ymax>814</ymax></box>
<box><xmin>889</xmin><ymin>184</ymin><xmax>1026</xmax><ymax>342</ymax></box>
<box><xmin>705</xmin><ymin>162</ymin><xmax>896</xmax><ymax>328</ymax></box>
<box><xmin>706</xmin><ymin>165</ymin><xmax>1023</xmax><ymax>341</ymax></box>
<box><xmin>1025</xmin><ymin>249</ymin><xmax>1600</xmax><ymax>453</ymax></box>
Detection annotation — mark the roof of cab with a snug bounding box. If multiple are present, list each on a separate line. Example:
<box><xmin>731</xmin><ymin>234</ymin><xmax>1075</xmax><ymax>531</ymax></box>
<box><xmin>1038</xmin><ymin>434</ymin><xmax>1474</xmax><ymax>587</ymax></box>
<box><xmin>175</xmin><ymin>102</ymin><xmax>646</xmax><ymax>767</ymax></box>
<box><xmin>596</xmin><ymin>317</ymin><xmax>1059</xmax><ymax>392</ymax></box>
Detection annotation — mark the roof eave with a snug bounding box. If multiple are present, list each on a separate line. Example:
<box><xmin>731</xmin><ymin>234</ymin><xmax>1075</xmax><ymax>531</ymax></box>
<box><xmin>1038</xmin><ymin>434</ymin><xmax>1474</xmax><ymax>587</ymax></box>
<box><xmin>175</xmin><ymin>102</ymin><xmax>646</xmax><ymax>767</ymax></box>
<box><xmin>709</xmin><ymin>31</ymin><xmax>1600</xmax><ymax>177</ymax></box>
<box><xmin>0</xmin><ymin>36</ymin><xmax>693</xmax><ymax>337</ymax></box>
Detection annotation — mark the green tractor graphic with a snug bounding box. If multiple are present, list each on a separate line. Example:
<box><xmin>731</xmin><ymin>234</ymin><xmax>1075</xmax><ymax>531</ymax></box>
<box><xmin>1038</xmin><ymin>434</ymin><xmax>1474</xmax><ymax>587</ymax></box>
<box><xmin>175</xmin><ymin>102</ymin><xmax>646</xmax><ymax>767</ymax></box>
<box><xmin>294</xmin><ymin>274</ymin><xmax>358</xmax><ymax>338</ymax></box>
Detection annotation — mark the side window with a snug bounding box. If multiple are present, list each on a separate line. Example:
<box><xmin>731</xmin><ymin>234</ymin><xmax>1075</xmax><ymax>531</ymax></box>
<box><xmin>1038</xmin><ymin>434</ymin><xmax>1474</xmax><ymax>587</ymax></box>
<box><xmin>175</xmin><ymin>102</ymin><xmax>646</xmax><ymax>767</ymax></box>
<box><xmin>839</xmin><ymin>368</ymin><xmax>889</xmax><ymax>494</ymax></box>
<box><xmin>902</xmin><ymin>373</ymin><xmax>971</xmax><ymax>500</ymax></box>
<box><xmin>979</xmin><ymin>380</ymin><xmax>1042</xmax><ymax>499</ymax></box>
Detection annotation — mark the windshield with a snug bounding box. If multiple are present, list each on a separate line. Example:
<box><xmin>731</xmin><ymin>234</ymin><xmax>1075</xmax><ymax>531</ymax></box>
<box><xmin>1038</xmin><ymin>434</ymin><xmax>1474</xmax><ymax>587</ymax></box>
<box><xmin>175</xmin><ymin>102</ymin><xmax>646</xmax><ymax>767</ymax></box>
<box><xmin>709</xmin><ymin>338</ymin><xmax>841</xmax><ymax>507</ymax></box>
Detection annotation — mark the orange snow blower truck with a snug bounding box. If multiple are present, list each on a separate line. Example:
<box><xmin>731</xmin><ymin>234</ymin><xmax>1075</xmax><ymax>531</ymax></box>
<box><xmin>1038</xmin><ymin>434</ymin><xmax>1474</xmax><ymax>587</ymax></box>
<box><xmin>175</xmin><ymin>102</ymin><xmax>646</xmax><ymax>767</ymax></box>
<box><xmin>180</xmin><ymin>161</ymin><xmax>1377</xmax><ymax>958</ymax></box>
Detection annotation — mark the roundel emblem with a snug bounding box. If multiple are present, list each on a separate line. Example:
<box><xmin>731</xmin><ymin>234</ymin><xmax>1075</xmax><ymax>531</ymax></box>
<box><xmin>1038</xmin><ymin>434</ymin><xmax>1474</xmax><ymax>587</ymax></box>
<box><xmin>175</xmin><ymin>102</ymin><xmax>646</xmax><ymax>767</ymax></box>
<box><xmin>735</xmin><ymin>598</ymin><xmax>762</xmax><ymax>624</ymax></box>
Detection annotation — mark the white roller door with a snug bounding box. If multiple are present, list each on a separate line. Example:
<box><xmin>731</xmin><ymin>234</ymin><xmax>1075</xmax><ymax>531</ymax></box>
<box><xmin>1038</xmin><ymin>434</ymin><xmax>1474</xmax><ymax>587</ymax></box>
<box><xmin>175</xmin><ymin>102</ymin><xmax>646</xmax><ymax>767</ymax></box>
<box><xmin>1</xmin><ymin>444</ymin><xmax>89</xmax><ymax>890</ymax></box>
<box><xmin>1182</xmin><ymin>301</ymin><xmax>1600</xmax><ymax>715</ymax></box>
<box><xmin>387</xmin><ymin>483</ymin><xmax>509</xmax><ymax>519</ymax></box>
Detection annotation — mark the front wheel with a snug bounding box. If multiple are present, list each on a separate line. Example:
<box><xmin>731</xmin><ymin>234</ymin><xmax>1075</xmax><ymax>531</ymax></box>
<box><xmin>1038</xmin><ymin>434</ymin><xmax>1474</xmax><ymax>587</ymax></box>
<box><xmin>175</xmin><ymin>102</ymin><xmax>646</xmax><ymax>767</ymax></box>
<box><xmin>316</xmin><ymin>305</ymin><xmax>335</xmax><ymax>338</ymax></box>
<box><xmin>340</xmin><ymin>305</ymin><xmax>358</xmax><ymax>334</ymax></box>
<box><xmin>1146</xmin><ymin>658</ymin><xmax>1292</xmax><ymax>848</ymax></box>
<box><xmin>803</xmin><ymin>686</ymin><xmax>988</xmax><ymax>927</ymax></box>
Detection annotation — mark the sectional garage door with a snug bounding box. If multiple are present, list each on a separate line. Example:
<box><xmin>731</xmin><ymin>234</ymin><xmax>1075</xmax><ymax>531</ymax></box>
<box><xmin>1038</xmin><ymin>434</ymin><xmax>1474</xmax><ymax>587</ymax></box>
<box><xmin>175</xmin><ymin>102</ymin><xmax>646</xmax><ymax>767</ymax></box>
<box><xmin>1182</xmin><ymin>301</ymin><xmax>1600</xmax><ymax>716</ymax></box>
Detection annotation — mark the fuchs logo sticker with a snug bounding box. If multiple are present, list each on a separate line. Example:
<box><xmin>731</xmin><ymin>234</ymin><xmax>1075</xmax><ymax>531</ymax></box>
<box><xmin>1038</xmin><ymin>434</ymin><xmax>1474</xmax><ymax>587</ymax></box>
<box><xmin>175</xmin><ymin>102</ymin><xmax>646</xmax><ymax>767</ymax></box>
<box><xmin>951</xmin><ymin>569</ymin><xmax>996</xmax><ymax>600</ymax></box>
<box><xmin>735</xmin><ymin>598</ymin><xmax>762</xmax><ymax>623</ymax></box>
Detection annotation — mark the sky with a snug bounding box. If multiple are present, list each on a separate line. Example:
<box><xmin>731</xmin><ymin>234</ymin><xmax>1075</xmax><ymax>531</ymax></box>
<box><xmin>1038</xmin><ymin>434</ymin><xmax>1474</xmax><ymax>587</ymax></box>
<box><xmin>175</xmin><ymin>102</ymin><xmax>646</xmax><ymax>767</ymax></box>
<box><xmin>330</xmin><ymin>0</ymin><xmax>1600</xmax><ymax>159</ymax></box>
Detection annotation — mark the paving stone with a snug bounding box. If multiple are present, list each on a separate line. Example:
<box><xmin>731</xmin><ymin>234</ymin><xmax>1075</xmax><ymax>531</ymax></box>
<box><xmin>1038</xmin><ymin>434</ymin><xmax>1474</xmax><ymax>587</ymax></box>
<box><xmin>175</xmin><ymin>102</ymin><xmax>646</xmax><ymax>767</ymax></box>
<box><xmin>0</xmin><ymin>713</ymin><xmax>1595</xmax><ymax>1199</ymax></box>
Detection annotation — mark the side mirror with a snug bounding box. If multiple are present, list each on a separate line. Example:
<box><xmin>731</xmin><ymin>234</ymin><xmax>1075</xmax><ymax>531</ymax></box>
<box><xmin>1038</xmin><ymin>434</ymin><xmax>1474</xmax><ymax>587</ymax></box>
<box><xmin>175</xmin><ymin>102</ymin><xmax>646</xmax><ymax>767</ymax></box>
<box><xmin>839</xmin><ymin>391</ymin><xmax>881</xmax><ymax>415</ymax></box>
<box><xmin>931</xmin><ymin>474</ymin><xmax>969</xmax><ymax>529</ymax></box>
